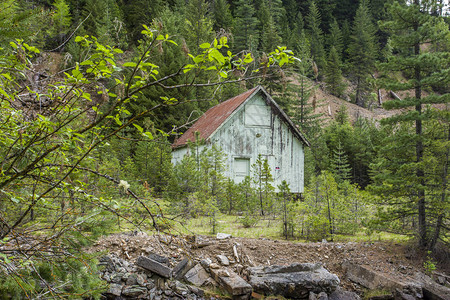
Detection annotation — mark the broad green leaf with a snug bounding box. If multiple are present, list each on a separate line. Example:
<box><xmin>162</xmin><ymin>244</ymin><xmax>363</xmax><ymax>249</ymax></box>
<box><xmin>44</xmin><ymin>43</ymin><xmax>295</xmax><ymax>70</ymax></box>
<box><xmin>123</xmin><ymin>62</ymin><xmax>137</xmax><ymax>68</ymax></box>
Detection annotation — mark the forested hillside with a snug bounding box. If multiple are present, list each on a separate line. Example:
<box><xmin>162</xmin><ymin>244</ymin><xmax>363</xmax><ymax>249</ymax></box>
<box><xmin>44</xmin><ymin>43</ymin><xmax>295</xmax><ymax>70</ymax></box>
<box><xmin>0</xmin><ymin>0</ymin><xmax>449</xmax><ymax>298</ymax></box>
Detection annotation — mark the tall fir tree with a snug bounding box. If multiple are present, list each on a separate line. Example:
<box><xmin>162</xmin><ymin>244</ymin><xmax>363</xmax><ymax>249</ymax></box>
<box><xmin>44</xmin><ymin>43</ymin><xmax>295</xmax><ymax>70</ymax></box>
<box><xmin>184</xmin><ymin>0</ymin><xmax>215</xmax><ymax>54</ymax></box>
<box><xmin>232</xmin><ymin>0</ymin><xmax>259</xmax><ymax>53</ymax></box>
<box><xmin>324</xmin><ymin>46</ymin><xmax>346</xmax><ymax>97</ymax></box>
<box><xmin>347</xmin><ymin>0</ymin><xmax>378</xmax><ymax>107</ymax></box>
<box><xmin>327</xmin><ymin>19</ymin><xmax>344</xmax><ymax>57</ymax></box>
<box><xmin>306</xmin><ymin>1</ymin><xmax>326</xmax><ymax>79</ymax></box>
<box><xmin>372</xmin><ymin>0</ymin><xmax>450</xmax><ymax>248</ymax></box>
<box><xmin>212</xmin><ymin>0</ymin><xmax>233</xmax><ymax>32</ymax></box>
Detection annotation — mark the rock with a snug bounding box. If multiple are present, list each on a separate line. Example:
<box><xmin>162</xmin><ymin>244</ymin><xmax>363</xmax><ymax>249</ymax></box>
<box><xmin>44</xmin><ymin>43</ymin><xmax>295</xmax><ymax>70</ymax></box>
<box><xmin>188</xmin><ymin>285</ymin><xmax>206</xmax><ymax>297</ymax></box>
<box><xmin>99</xmin><ymin>256</ymin><xmax>115</xmax><ymax>273</ymax></box>
<box><xmin>209</xmin><ymin>263</ymin><xmax>220</xmax><ymax>269</ymax></box>
<box><xmin>106</xmin><ymin>283</ymin><xmax>122</xmax><ymax>296</ymax></box>
<box><xmin>172</xmin><ymin>258</ymin><xmax>193</xmax><ymax>280</ymax></box>
<box><xmin>329</xmin><ymin>288</ymin><xmax>361</xmax><ymax>300</ymax></box>
<box><xmin>148</xmin><ymin>253</ymin><xmax>170</xmax><ymax>266</ymax></box>
<box><xmin>343</xmin><ymin>262</ymin><xmax>408</xmax><ymax>290</ymax></box>
<box><xmin>249</xmin><ymin>263</ymin><xmax>339</xmax><ymax>299</ymax></box>
<box><xmin>184</xmin><ymin>264</ymin><xmax>211</xmax><ymax>286</ymax></box>
<box><xmin>309</xmin><ymin>292</ymin><xmax>328</xmax><ymax>300</ymax></box>
<box><xmin>122</xmin><ymin>285</ymin><xmax>146</xmax><ymax>297</ymax></box>
<box><xmin>210</xmin><ymin>268</ymin><xmax>253</xmax><ymax>297</ymax></box>
<box><xmin>125</xmin><ymin>273</ymin><xmax>138</xmax><ymax>285</ymax></box>
<box><xmin>110</xmin><ymin>272</ymin><xmax>124</xmax><ymax>283</ymax></box>
<box><xmin>216</xmin><ymin>233</ymin><xmax>232</xmax><ymax>239</ymax></box>
<box><xmin>200</xmin><ymin>258</ymin><xmax>212</xmax><ymax>270</ymax></box>
<box><xmin>415</xmin><ymin>272</ymin><xmax>450</xmax><ymax>300</ymax></box>
<box><xmin>171</xmin><ymin>280</ymin><xmax>189</xmax><ymax>294</ymax></box>
<box><xmin>216</xmin><ymin>255</ymin><xmax>230</xmax><ymax>266</ymax></box>
<box><xmin>136</xmin><ymin>256</ymin><xmax>172</xmax><ymax>278</ymax></box>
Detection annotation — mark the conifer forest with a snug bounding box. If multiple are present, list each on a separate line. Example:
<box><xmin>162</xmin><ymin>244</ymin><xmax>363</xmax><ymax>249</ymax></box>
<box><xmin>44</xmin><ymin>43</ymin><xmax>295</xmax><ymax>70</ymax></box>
<box><xmin>0</xmin><ymin>0</ymin><xmax>449</xmax><ymax>298</ymax></box>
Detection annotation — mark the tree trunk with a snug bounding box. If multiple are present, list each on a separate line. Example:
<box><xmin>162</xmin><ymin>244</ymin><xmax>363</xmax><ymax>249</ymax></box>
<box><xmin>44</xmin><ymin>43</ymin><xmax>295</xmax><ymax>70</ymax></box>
<box><xmin>414</xmin><ymin>21</ymin><xmax>427</xmax><ymax>248</ymax></box>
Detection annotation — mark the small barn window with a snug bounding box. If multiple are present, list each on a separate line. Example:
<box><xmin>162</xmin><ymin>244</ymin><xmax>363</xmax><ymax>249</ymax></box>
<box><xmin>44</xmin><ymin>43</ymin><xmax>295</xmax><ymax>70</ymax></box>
<box><xmin>234</xmin><ymin>158</ymin><xmax>250</xmax><ymax>183</ymax></box>
<box><xmin>245</xmin><ymin>104</ymin><xmax>271</xmax><ymax>127</ymax></box>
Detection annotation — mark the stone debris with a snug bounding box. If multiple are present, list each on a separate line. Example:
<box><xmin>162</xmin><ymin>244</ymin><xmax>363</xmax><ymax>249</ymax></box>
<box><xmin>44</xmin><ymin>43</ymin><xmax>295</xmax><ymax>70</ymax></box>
<box><xmin>248</xmin><ymin>262</ymin><xmax>340</xmax><ymax>299</ymax></box>
<box><xmin>95</xmin><ymin>234</ymin><xmax>448</xmax><ymax>300</ymax></box>
<box><xmin>216</xmin><ymin>233</ymin><xmax>232</xmax><ymax>239</ymax></box>
<box><xmin>184</xmin><ymin>263</ymin><xmax>210</xmax><ymax>286</ymax></box>
<box><xmin>136</xmin><ymin>255</ymin><xmax>172</xmax><ymax>278</ymax></box>
<box><xmin>210</xmin><ymin>268</ymin><xmax>252</xmax><ymax>297</ymax></box>
<box><xmin>216</xmin><ymin>254</ymin><xmax>230</xmax><ymax>266</ymax></box>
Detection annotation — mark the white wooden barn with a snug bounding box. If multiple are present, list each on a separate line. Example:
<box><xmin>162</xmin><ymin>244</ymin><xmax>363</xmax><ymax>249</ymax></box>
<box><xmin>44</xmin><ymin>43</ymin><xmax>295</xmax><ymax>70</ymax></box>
<box><xmin>171</xmin><ymin>86</ymin><xmax>310</xmax><ymax>193</ymax></box>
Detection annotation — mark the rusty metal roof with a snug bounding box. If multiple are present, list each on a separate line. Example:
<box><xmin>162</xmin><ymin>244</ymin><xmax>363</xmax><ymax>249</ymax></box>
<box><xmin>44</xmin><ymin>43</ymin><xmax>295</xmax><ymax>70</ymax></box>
<box><xmin>172</xmin><ymin>86</ymin><xmax>310</xmax><ymax>148</ymax></box>
<box><xmin>172</xmin><ymin>87</ymin><xmax>258</xmax><ymax>148</ymax></box>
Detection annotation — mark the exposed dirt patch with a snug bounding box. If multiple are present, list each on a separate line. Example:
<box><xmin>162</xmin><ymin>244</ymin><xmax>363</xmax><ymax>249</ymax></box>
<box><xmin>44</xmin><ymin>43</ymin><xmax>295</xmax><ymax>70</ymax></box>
<box><xmin>89</xmin><ymin>232</ymin><xmax>449</xmax><ymax>294</ymax></box>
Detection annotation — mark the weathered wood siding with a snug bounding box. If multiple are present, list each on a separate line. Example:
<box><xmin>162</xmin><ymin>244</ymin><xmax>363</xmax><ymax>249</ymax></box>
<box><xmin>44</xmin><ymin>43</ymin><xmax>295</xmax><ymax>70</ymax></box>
<box><xmin>172</xmin><ymin>93</ymin><xmax>305</xmax><ymax>193</ymax></box>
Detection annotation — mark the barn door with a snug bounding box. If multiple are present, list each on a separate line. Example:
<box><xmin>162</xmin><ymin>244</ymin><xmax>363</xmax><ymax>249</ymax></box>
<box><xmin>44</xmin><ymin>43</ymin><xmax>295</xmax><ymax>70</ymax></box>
<box><xmin>234</xmin><ymin>158</ymin><xmax>250</xmax><ymax>183</ymax></box>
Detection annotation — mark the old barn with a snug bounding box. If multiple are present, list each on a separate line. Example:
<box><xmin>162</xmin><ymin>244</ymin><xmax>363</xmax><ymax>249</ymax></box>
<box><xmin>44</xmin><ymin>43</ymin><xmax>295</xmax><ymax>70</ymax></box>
<box><xmin>172</xmin><ymin>86</ymin><xmax>310</xmax><ymax>193</ymax></box>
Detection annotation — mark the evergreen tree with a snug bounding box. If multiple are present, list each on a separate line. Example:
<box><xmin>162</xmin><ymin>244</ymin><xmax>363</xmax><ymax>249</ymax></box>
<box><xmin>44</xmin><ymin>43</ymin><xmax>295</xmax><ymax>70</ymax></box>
<box><xmin>49</xmin><ymin>0</ymin><xmax>72</xmax><ymax>45</ymax></box>
<box><xmin>121</xmin><ymin>0</ymin><xmax>163</xmax><ymax>44</ymax></box>
<box><xmin>348</xmin><ymin>0</ymin><xmax>378</xmax><ymax>107</ymax></box>
<box><xmin>134</xmin><ymin>139</ymin><xmax>172</xmax><ymax>195</ymax></box>
<box><xmin>212</xmin><ymin>0</ymin><xmax>233</xmax><ymax>32</ymax></box>
<box><xmin>330</xmin><ymin>140</ymin><xmax>352</xmax><ymax>183</ymax></box>
<box><xmin>306</xmin><ymin>1</ymin><xmax>326</xmax><ymax>78</ymax></box>
<box><xmin>327</xmin><ymin>19</ymin><xmax>343</xmax><ymax>56</ymax></box>
<box><xmin>252</xmin><ymin>154</ymin><xmax>274</xmax><ymax>216</ymax></box>
<box><xmin>233</xmin><ymin>0</ymin><xmax>259</xmax><ymax>53</ymax></box>
<box><xmin>184</xmin><ymin>0</ymin><xmax>215</xmax><ymax>54</ymax></box>
<box><xmin>324</xmin><ymin>46</ymin><xmax>346</xmax><ymax>97</ymax></box>
<box><xmin>373</xmin><ymin>0</ymin><xmax>450</xmax><ymax>248</ymax></box>
<box><xmin>260</xmin><ymin>4</ymin><xmax>282</xmax><ymax>52</ymax></box>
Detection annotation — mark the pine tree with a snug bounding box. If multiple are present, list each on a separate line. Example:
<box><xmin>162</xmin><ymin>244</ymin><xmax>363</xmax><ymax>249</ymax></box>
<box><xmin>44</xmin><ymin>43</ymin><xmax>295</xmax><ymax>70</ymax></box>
<box><xmin>121</xmin><ymin>0</ymin><xmax>163</xmax><ymax>44</ymax></box>
<box><xmin>184</xmin><ymin>0</ymin><xmax>215</xmax><ymax>54</ymax></box>
<box><xmin>233</xmin><ymin>0</ymin><xmax>259</xmax><ymax>53</ymax></box>
<box><xmin>330</xmin><ymin>140</ymin><xmax>352</xmax><ymax>183</ymax></box>
<box><xmin>252</xmin><ymin>154</ymin><xmax>274</xmax><ymax>216</ymax></box>
<box><xmin>327</xmin><ymin>19</ymin><xmax>343</xmax><ymax>56</ymax></box>
<box><xmin>373</xmin><ymin>0</ymin><xmax>450</xmax><ymax>248</ymax></box>
<box><xmin>212</xmin><ymin>0</ymin><xmax>233</xmax><ymax>32</ymax></box>
<box><xmin>259</xmin><ymin>2</ymin><xmax>282</xmax><ymax>53</ymax></box>
<box><xmin>324</xmin><ymin>46</ymin><xmax>346</xmax><ymax>97</ymax></box>
<box><xmin>50</xmin><ymin>0</ymin><xmax>72</xmax><ymax>45</ymax></box>
<box><xmin>306</xmin><ymin>1</ymin><xmax>326</xmax><ymax>78</ymax></box>
<box><xmin>347</xmin><ymin>0</ymin><xmax>378</xmax><ymax>107</ymax></box>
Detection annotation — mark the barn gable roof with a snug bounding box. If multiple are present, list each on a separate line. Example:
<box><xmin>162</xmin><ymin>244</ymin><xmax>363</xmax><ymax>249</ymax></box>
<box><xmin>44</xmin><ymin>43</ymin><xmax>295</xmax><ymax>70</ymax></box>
<box><xmin>172</xmin><ymin>85</ymin><xmax>310</xmax><ymax>149</ymax></box>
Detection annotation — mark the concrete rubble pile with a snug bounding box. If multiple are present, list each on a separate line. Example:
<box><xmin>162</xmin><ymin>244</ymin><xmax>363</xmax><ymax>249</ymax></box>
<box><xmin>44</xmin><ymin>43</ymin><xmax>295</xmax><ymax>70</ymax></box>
<box><xmin>97</xmin><ymin>233</ymin><xmax>450</xmax><ymax>300</ymax></box>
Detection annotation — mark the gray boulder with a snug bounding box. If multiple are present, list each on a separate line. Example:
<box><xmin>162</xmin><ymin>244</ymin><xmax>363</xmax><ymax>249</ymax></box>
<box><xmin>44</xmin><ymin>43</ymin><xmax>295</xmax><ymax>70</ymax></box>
<box><xmin>249</xmin><ymin>263</ymin><xmax>340</xmax><ymax>300</ymax></box>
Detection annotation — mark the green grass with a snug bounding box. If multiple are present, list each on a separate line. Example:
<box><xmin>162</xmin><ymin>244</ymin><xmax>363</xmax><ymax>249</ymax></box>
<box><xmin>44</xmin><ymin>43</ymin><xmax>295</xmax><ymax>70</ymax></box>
<box><xmin>173</xmin><ymin>213</ymin><xmax>287</xmax><ymax>240</ymax></box>
<box><xmin>169</xmin><ymin>212</ymin><xmax>412</xmax><ymax>244</ymax></box>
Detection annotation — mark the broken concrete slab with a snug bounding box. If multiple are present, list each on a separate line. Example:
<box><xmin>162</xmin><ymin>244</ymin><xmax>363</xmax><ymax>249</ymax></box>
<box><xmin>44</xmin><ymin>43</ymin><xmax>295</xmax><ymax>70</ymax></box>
<box><xmin>414</xmin><ymin>272</ymin><xmax>450</xmax><ymax>300</ymax></box>
<box><xmin>249</xmin><ymin>263</ymin><xmax>339</xmax><ymax>299</ymax></box>
<box><xmin>216</xmin><ymin>254</ymin><xmax>230</xmax><ymax>266</ymax></box>
<box><xmin>172</xmin><ymin>258</ymin><xmax>194</xmax><ymax>280</ymax></box>
<box><xmin>343</xmin><ymin>262</ymin><xmax>407</xmax><ymax>290</ymax></box>
<box><xmin>136</xmin><ymin>256</ymin><xmax>171</xmax><ymax>278</ymax></box>
<box><xmin>216</xmin><ymin>233</ymin><xmax>232</xmax><ymax>239</ymax></box>
<box><xmin>184</xmin><ymin>263</ymin><xmax>210</xmax><ymax>286</ymax></box>
<box><xmin>210</xmin><ymin>268</ymin><xmax>252</xmax><ymax>297</ymax></box>
<box><xmin>148</xmin><ymin>253</ymin><xmax>170</xmax><ymax>265</ymax></box>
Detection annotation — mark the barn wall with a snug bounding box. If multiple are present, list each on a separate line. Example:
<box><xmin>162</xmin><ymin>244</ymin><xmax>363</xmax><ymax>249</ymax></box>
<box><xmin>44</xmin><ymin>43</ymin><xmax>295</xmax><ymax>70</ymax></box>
<box><xmin>210</xmin><ymin>94</ymin><xmax>304</xmax><ymax>193</ymax></box>
<box><xmin>171</xmin><ymin>92</ymin><xmax>305</xmax><ymax>193</ymax></box>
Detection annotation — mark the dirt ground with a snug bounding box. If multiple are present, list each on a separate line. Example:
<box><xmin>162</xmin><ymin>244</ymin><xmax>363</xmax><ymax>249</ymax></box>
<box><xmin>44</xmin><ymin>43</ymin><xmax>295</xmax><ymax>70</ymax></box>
<box><xmin>89</xmin><ymin>232</ymin><xmax>449</xmax><ymax>294</ymax></box>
